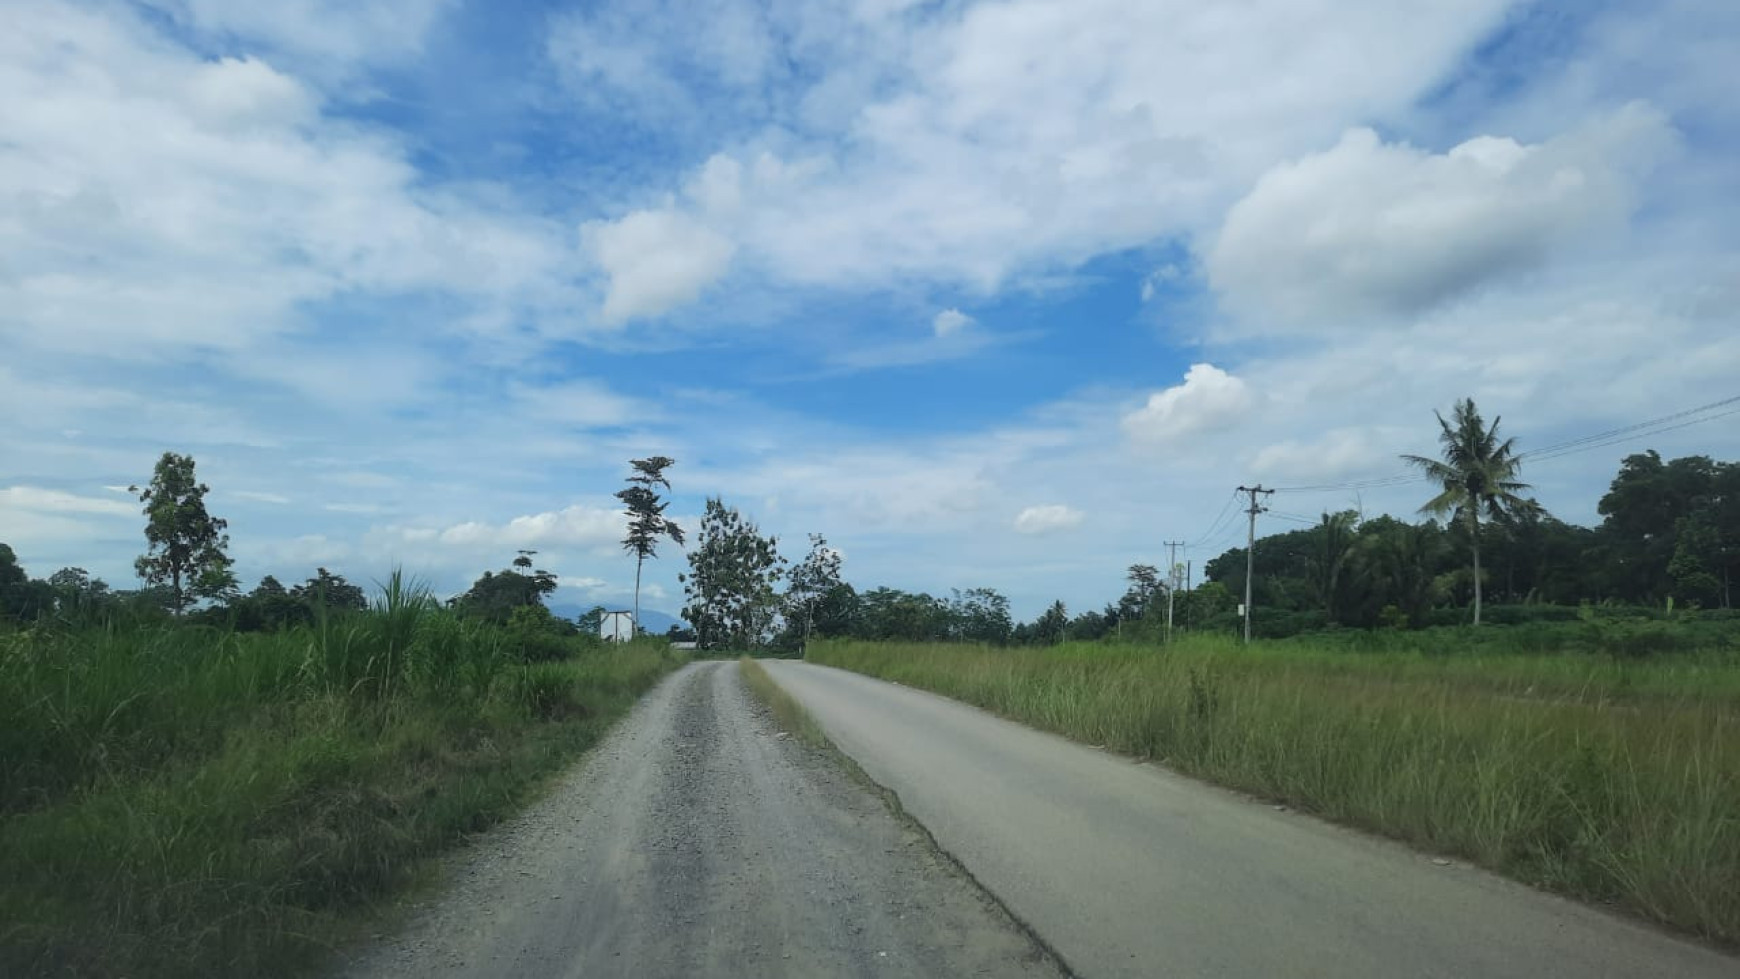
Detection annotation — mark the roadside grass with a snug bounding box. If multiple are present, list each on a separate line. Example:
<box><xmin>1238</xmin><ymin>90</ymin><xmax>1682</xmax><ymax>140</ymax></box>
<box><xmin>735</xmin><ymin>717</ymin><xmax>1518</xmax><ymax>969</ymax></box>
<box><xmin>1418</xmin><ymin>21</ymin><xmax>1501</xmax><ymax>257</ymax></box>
<box><xmin>807</xmin><ymin>637</ymin><xmax>1740</xmax><ymax>945</ymax></box>
<box><xmin>0</xmin><ymin>578</ymin><xmax>685</xmax><ymax>979</ymax></box>
<box><xmin>738</xmin><ymin>657</ymin><xmax>828</xmax><ymax>747</ymax></box>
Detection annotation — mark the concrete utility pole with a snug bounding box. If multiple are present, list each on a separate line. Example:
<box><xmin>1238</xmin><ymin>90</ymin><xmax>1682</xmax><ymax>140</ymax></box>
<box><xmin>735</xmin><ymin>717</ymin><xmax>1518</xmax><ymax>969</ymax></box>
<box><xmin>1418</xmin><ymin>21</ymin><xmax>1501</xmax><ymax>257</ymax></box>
<box><xmin>1237</xmin><ymin>485</ymin><xmax>1274</xmax><ymax>644</ymax></box>
<box><xmin>1163</xmin><ymin>540</ymin><xmax>1185</xmax><ymax>642</ymax></box>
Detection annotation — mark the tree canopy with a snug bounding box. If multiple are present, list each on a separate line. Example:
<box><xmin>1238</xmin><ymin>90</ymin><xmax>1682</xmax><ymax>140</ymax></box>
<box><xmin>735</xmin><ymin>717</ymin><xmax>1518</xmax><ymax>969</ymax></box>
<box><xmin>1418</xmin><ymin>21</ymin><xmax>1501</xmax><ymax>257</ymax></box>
<box><xmin>131</xmin><ymin>452</ymin><xmax>235</xmax><ymax>614</ymax></box>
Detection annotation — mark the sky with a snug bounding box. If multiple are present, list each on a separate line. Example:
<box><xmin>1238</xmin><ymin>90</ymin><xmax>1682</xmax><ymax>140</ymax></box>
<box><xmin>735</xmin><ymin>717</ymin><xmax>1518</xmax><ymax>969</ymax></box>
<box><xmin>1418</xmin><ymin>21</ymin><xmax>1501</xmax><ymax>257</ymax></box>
<box><xmin>2</xmin><ymin>0</ymin><xmax>1737</xmax><ymax>620</ymax></box>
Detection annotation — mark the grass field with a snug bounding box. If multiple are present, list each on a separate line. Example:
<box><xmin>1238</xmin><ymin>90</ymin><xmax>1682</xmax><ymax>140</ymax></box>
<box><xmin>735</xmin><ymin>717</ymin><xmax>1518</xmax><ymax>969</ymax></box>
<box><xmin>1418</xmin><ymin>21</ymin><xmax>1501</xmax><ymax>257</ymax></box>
<box><xmin>807</xmin><ymin>635</ymin><xmax>1740</xmax><ymax>944</ymax></box>
<box><xmin>0</xmin><ymin>580</ymin><xmax>684</xmax><ymax>979</ymax></box>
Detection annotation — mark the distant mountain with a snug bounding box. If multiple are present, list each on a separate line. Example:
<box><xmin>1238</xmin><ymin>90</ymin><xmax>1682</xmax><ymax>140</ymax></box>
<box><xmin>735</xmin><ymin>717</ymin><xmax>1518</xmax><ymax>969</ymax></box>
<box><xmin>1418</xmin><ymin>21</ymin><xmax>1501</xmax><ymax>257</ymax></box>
<box><xmin>547</xmin><ymin>602</ymin><xmax>688</xmax><ymax>636</ymax></box>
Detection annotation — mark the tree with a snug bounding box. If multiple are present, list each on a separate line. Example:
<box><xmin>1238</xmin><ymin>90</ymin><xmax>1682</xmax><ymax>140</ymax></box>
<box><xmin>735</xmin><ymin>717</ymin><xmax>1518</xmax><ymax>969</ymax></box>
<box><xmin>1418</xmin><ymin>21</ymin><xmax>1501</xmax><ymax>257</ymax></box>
<box><xmin>1401</xmin><ymin>399</ymin><xmax>1538</xmax><ymax>626</ymax></box>
<box><xmin>680</xmin><ymin>498</ymin><xmax>784</xmax><ymax>651</ymax></box>
<box><xmin>290</xmin><ymin>568</ymin><xmax>369</xmax><ymax>613</ymax></box>
<box><xmin>1306</xmin><ymin>511</ymin><xmax>1359</xmax><ymax>624</ymax></box>
<box><xmin>577</xmin><ymin>605</ymin><xmax>608</xmax><ymax>636</ymax></box>
<box><xmin>1354</xmin><ymin>518</ymin><xmax>1447</xmax><ymax>628</ymax></box>
<box><xmin>455</xmin><ymin>557</ymin><xmax>558</xmax><ymax>624</ymax></box>
<box><xmin>617</xmin><ymin>456</ymin><xmax>686</xmax><ymax>634</ymax></box>
<box><xmin>1</xmin><ymin>545</ymin><xmax>55</xmax><ymax>623</ymax></box>
<box><xmin>810</xmin><ymin>582</ymin><xmax>861</xmax><ymax>638</ymax></box>
<box><xmin>130</xmin><ymin>452</ymin><xmax>236</xmax><ymax>614</ymax></box>
<box><xmin>1034</xmin><ymin>600</ymin><xmax>1068</xmax><ymax>645</ymax></box>
<box><xmin>48</xmin><ymin>566</ymin><xmax>112</xmax><ymax>621</ymax></box>
<box><xmin>1120</xmin><ymin>564</ymin><xmax>1162</xmax><ymax>623</ymax></box>
<box><xmin>950</xmin><ymin>587</ymin><xmax>1013</xmax><ymax>644</ymax></box>
<box><xmin>784</xmin><ymin>534</ymin><xmax>844</xmax><ymax>651</ymax></box>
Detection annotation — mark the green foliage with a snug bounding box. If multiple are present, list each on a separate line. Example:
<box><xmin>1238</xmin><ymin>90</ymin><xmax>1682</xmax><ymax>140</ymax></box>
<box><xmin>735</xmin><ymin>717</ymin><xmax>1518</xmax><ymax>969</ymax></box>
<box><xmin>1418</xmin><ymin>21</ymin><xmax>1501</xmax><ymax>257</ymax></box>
<box><xmin>130</xmin><ymin>452</ymin><xmax>236</xmax><ymax>614</ymax></box>
<box><xmin>1401</xmin><ymin>398</ymin><xmax>1539</xmax><ymax>626</ymax></box>
<box><xmin>0</xmin><ymin>595</ymin><xmax>685</xmax><ymax>978</ymax></box>
<box><xmin>616</xmin><ymin>456</ymin><xmax>686</xmax><ymax>628</ymax></box>
<box><xmin>781</xmin><ymin>533</ymin><xmax>843</xmax><ymax>650</ymax></box>
<box><xmin>680</xmin><ymin>497</ymin><xmax>785</xmax><ymax>650</ymax></box>
<box><xmin>0</xmin><ymin>545</ymin><xmax>55</xmax><ymax>624</ymax></box>
<box><xmin>453</xmin><ymin>556</ymin><xmax>559</xmax><ymax>624</ymax></box>
<box><xmin>810</xmin><ymin>637</ymin><xmax>1740</xmax><ymax>944</ymax></box>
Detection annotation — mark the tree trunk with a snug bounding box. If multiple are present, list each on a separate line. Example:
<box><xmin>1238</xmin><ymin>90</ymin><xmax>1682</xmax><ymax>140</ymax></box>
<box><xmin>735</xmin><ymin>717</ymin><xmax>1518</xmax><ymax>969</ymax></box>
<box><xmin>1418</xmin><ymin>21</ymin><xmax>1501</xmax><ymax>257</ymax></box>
<box><xmin>632</xmin><ymin>555</ymin><xmax>644</xmax><ymax>637</ymax></box>
<box><xmin>1471</xmin><ymin>530</ymin><xmax>1483</xmax><ymax>626</ymax></box>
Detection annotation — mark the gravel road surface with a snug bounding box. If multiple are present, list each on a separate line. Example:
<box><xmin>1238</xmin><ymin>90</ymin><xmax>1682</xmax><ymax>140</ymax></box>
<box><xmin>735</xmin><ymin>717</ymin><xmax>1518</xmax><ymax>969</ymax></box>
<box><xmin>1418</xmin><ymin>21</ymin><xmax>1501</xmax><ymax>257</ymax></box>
<box><xmin>338</xmin><ymin>661</ymin><xmax>1060</xmax><ymax>979</ymax></box>
<box><xmin>764</xmin><ymin>659</ymin><xmax>1739</xmax><ymax>979</ymax></box>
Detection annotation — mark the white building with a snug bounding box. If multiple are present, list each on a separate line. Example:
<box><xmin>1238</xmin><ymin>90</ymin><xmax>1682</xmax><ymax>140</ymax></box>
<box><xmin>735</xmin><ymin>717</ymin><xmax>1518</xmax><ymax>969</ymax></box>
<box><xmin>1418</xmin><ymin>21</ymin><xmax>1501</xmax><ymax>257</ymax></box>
<box><xmin>599</xmin><ymin>610</ymin><xmax>635</xmax><ymax>642</ymax></box>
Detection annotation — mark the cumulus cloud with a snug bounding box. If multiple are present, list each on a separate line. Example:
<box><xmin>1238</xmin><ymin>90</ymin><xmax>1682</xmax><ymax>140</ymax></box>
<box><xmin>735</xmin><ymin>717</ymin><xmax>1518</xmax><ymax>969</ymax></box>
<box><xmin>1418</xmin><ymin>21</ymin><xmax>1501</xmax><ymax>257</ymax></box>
<box><xmin>0</xmin><ymin>5</ymin><xmax>575</xmax><ymax>357</ymax></box>
<box><xmin>582</xmin><ymin>208</ymin><xmax>736</xmax><ymax>322</ymax></box>
<box><xmin>932</xmin><ymin>308</ymin><xmax>974</xmax><ymax>337</ymax></box>
<box><xmin>558</xmin><ymin>0</ymin><xmax>1513</xmax><ymax>300</ymax></box>
<box><xmin>1122</xmin><ymin>364</ymin><xmax>1255</xmax><ymax>446</ymax></box>
<box><xmin>1013</xmin><ymin>504</ymin><xmax>1084</xmax><ymax>535</ymax></box>
<box><xmin>1207</xmin><ymin>104</ymin><xmax>1676</xmax><ymax>326</ymax></box>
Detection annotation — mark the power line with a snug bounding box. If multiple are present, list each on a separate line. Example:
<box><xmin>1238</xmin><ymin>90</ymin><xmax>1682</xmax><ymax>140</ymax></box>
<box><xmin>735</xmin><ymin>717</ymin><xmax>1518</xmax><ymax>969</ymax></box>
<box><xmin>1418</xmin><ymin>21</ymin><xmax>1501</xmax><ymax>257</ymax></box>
<box><xmin>1522</xmin><ymin>405</ymin><xmax>1740</xmax><ymax>464</ymax></box>
<box><xmin>1188</xmin><ymin>489</ymin><xmax>1243</xmax><ymax>548</ymax></box>
<box><xmin>1268</xmin><ymin>393</ymin><xmax>1740</xmax><ymax>495</ymax></box>
<box><xmin>1517</xmin><ymin>394</ymin><xmax>1740</xmax><ymax>462</ymax></box>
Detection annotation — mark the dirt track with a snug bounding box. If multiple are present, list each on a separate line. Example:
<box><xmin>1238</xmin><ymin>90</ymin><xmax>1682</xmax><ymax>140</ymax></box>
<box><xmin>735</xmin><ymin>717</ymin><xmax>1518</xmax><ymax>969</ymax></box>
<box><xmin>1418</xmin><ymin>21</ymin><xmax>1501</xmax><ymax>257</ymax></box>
<box><xmin>337</xmin><ymin>661</ymin><xmax>1060</xmax><ymax>979</ymax></box>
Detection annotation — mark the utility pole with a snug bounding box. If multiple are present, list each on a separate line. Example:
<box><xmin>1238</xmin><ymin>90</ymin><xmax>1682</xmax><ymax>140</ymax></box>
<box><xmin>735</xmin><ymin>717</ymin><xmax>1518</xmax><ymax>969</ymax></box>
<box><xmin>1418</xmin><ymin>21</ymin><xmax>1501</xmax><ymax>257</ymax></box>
<box><xmin>1163</xmin><ymin>540</ymin><xmax>1185</xmax><ymax>642</ymax></box>
<box><xmin>1237</xmin><ymin>485</ymin><xmax>1274</xmax><ymax>644</ymax></box>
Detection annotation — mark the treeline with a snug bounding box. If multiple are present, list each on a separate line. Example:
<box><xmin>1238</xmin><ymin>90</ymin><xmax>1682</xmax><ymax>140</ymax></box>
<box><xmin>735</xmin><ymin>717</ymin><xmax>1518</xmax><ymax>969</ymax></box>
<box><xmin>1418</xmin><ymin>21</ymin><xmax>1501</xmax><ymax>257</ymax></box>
<box><xmin>758</xmin><ymin>448</ymin><xmax>1740</xmax><ymax>648</ymax></box>
<box><xmin>1198</xmin><ymin>450</ymin><xmax>1737</xmax><ymax>632</ymax></box>
<box><xmin>5</xmin><ymin>435</ymin><xmax>1734</xmax><ymax>652</ymax></box>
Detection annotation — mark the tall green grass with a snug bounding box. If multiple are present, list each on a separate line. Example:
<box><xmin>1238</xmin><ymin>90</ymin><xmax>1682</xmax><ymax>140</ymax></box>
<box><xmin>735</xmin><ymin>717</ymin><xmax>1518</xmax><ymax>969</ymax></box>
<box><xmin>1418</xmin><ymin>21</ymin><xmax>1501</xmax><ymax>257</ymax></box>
<box><xmin>0</xmin><ymin>581</ymin><xmax>685</xmax><ymax>978</ymax></box>
<box><xmin>809</xmin><ymin>637</ymin><xmax>1740</xmax><ymax>944</ymax></box>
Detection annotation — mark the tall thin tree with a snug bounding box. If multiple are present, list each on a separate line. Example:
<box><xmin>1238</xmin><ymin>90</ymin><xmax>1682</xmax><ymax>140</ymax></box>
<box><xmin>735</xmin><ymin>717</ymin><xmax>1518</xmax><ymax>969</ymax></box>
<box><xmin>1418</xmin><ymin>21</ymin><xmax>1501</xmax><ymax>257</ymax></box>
<box><xmin>616</xmin><ymin>456</ymin><xmax>686</xmax><ymax>632</ymax></box>
<box><xmin>1401</xmin><ymin>398</ymin><xmax>1538</xmax><ymax>626</ymax></box>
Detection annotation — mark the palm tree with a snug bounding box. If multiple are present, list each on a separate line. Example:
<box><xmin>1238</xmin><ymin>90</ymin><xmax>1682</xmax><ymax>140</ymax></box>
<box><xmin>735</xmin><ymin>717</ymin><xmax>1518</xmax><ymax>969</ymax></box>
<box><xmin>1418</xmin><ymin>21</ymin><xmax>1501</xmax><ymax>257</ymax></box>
<box><xmin>1307</xmin><ymin>511</ymin><xmax>1359</xmax><ymax>625</ymax></box>
<box><xmin>1401</xmin><ymin>398</ymin><xmax>1538</xmax><ymax>626</ymax></box>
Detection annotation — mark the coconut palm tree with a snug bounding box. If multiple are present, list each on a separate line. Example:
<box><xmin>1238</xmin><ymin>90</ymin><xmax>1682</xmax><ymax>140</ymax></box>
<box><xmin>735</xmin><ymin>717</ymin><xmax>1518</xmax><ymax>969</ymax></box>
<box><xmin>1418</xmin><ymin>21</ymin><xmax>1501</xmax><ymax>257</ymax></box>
<box><xmin>1401</xmin><ymin>398</ymin><xmax>1539</xmax><ymax>626</ymax></box>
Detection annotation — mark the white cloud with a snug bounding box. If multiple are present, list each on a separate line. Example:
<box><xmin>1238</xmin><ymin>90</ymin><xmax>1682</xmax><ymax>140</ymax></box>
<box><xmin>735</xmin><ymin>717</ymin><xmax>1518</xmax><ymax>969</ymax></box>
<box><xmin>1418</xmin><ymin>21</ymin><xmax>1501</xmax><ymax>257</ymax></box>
<box><xmin>0</xmin><ymin>3</ymin><xmax>576</xmax><ymax>359</ymax></box>
<box><xmin>568</xmin><ymin>0</ymin><xmax>1515</xmax><ymax>304</ymax></box>
<box><xmin>1249</xmin><ymin>429</ymin><xmax>1393</xmax><ymax>484</ymax></box>
<box><xmin>0</xmin><ymin>486</ymin><xmax>137</xmax><ymax>517</ymax></box>
<box><xmin>431</xmin><ymin>504</ymin><xmax>626</xmax><ymax>552</ymax></box>
<box><xmin>1013</xmin><ymin>504</ymin><xmax>1084</xmax><ymax>535</ymax></box>
<box><xmin>547</xmin><ymin>0</ymin><xmax>777</xmax><ymax>122</ymax></box>
<box><xmin>145</xmin><ymin>0</ymin><xmax>457</xmax><ymax>73</ymax></box>
<box><xmin>509</xmin><ymin>380</ymin><xmax>650</xmax><ymax>429</ymax></box>
<box><xmin>932</xmin><ymin>308</ymin><xmax>974</xmax><ymax>337</ymax></box>
<box><xmin>1207</xmin><ymin>104</ymin><xmax>1676</xmax><ymax>326</ymax></box>
<box><xmin>582</xmin><ymin>208</ymin><xmax>737</xmax><ymax>323</ymax></box>
<box><xmin>1122</xmin><ymin>364</ymin><xmax>1255</xmax><ymax>446</ymax></box>
<box><xmin>232</xmin><ymin>491</ymin><xmax>292</xmax><ymax>505</ymax></box>
<box><xmin>831</xmin><ymin>322</ymin><xmax>1025</xmax><ymax>371</ymax></box>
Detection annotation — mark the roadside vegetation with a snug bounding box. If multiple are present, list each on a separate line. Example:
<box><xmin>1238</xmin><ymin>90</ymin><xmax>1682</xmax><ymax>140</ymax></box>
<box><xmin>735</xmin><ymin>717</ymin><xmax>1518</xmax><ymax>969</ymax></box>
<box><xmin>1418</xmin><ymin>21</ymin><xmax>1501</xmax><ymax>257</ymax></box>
<box><xmin>808</xmin><ymin>635</ymin><xmax>1740</xmax><ymax>944</ymax></box>
<box><xmin>0</xmin><ymin>452</ymin><xmax>695</xmax><ymax>978</ymax></box>
<box><xmin>0</xmin><ymin>581</ymin><xmax>683</xmax><ymax>978</ymax></box>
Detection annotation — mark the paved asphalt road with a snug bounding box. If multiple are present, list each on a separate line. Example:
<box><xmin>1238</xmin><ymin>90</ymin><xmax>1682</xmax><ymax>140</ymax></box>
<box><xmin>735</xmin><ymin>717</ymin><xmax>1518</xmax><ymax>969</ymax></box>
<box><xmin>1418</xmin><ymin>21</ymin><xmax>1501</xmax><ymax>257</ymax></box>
<box><xmin>339</xmin><ymin>661</ymin><xmax>1060</xmax><ymax>979</ymax></box>
<box><xmin>764</xmin><ymin>659</ymin><xmax>1739</xmax><ymax>979</ymax></box>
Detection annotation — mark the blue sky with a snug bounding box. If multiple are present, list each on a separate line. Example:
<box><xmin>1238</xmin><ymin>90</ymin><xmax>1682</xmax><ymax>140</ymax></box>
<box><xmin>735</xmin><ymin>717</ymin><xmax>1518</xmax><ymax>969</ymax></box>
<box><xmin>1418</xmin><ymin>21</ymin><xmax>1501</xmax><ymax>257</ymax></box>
<box><xmin>2</xmin><ymin>0</ymin><xmax>1736</xmax><ymax>619</ymax></box>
